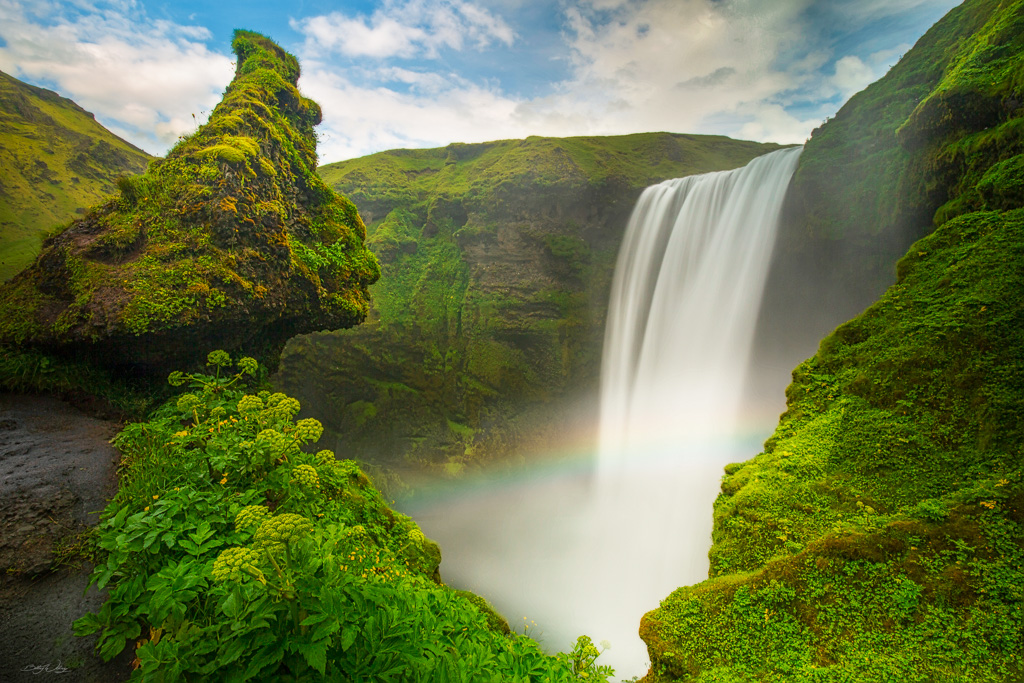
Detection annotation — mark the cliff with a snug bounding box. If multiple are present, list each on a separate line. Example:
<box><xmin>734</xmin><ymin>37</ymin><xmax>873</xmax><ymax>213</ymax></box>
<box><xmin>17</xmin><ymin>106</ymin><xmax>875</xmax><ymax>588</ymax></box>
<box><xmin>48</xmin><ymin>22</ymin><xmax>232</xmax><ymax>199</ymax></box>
<box><xmin>0</xmin><ymin>31</ymin><xmax>378</xmax><ymax>378</ymax></box>
<box><xmin>275</xmin><ymin>133</ymin><xmax>784</xmax><ymax>474</ymax></box>
<box><xmin>641</xmin><ymin>0</ymin><xmax>1024</xmax><ymax>679</ymax></box>
<box><xmin>0</xmin><ymin>70</ymin><xmax>152</xmax><ymax>282</ymax></box>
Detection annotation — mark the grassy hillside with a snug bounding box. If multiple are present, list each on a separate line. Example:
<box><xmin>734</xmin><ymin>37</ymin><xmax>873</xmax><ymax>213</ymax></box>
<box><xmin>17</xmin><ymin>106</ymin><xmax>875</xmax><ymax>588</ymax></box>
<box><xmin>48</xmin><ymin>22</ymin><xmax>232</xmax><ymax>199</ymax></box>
<box><xmin>276</xmin><ymin>133</ymin><xmax>784</xmax><ymax>476</ymax></box>
<box><xmin>642</xmin><ymin>1</ymin><xmax>1024</xmax><ymax>679</ymax></box>
<box><xmin>0</xmin><ymin>70</ymin><xmax>152</xmax><ymax>281</ymax></box>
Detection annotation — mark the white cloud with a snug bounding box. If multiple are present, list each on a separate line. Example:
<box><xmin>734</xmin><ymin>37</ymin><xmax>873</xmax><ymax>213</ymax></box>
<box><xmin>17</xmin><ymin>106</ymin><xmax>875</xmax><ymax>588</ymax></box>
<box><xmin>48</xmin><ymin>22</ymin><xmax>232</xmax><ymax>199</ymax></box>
<box><xmin>0</xmin><ymin>0</ymin><xmax>960</xmax><ymax>162</ymax></box>
<box><xmin>291</xmin><ymin>0</ymin><xmax>516</xmax><ymax>60</ymax></box>
<box><xmin>299</xmin><ymin>0</ymin><xmax>953</xmax><ymax>161</ymax></box>
<box><xmin>531</xmin><ymin>0</ymin><xmax>818</xmax><ymax>141</ymax></box>
<box><xmin>0</xmin><ymin>0</ymin><xmax>233</xmax><ymax>154</ymax></box>
<box><xmin>299</xmin><ymin>62</ymin><xmax>530</xmax><ymax>161</ymax></box>
<box><xmin>737</xmin><ymin>103</ymin><xmax>820</xmax><ymax>143</ymax></box>
<box><xmin>830</xmin><ymin>54</ymin><xmax>875</xmax><ymax>101</ymax></box>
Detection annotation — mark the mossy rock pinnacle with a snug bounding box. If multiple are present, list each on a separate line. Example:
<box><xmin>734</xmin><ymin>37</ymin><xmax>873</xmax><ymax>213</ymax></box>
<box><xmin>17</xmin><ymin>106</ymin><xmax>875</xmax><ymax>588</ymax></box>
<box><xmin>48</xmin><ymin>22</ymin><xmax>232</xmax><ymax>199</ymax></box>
<box><xmin>0</xmin><ymin>30</ymin><xmax>379</xmax><ymax>374</ymax></box>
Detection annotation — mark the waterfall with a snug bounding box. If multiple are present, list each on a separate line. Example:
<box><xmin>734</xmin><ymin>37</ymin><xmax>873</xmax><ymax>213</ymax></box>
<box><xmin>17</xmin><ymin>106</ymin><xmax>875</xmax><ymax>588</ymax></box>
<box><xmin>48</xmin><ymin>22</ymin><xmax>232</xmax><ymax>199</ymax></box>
<box><xmin>403</xmin><ymin>146</ymin><xmax>803</xmax><ymax>682</ymax></box>
<box><xmin>599</xmin><ymin>145</ymin><xmax>803</xmax><ymax>469</ymax></box>
<box><xmin>590</xmin><ymin>145</ymin><xmax>802</xmax><ymax>676</ymax></box>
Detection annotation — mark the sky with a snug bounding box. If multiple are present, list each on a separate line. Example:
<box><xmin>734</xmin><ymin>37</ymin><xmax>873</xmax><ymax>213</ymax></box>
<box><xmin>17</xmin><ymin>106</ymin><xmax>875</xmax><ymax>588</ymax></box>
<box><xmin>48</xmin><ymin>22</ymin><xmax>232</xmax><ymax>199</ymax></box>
<box><xmin>0</xmin><ymin>0</ymin><xmax>962</xmax><ymax>164</ymax></box>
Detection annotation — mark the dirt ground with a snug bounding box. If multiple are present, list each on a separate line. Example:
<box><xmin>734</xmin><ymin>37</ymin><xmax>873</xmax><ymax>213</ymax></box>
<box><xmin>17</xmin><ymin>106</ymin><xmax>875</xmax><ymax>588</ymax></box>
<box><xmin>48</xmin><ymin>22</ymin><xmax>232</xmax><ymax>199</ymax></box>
<box><xmin>0</xmin><ymin>393</ymin><xmax>132</xmax><ymax>682</ymax></box>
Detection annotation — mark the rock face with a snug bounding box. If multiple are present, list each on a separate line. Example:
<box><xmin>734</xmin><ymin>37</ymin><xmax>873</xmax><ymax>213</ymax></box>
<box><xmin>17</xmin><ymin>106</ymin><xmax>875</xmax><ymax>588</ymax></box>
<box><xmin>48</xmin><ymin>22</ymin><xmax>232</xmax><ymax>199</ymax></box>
<box><xmin>0</xmin><ymin>70</ymin><xmax>152</xmax><ymax>282</ymax></box>
<box><xmin>641</xmin><ymin>0</ymin><xmax>1024</xmax><ymax>679</ymax></box>
<box><xmin>0</xmin><ymin>31</ymin><xmax>378</xmax><ymax>376</ymax></box>
<box><xmin>274</xmin><ymin>133</ymin><xmax>783</xmax><ymax>474</ymax></box>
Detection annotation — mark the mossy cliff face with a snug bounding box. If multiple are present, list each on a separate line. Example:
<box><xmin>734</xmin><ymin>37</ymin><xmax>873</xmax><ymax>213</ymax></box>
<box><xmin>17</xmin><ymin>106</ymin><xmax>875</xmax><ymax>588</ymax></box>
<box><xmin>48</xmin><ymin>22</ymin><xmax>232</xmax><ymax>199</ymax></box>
<box><xmin>275</xmin><ymin>134</ymin><xmax>782</xmax><ymax>474</ymax></box>
<box><xmin>0</xmin><ymin>70</ymin><xmax>152</xmax><ymax>282</ymax></box>
<box><xmin>641</xmin><ymin>1</ymin><xmax>1024</xmax><ymax>680</ymax></box>
<box><xmin>754</xmin><ymin>0</ymin><xmax>1024</xmax><ymax>390</ymax></box>
<box><xmin>0</xmin><ymin>31</ymin><xmax>378</xmax><ymax>375</ymax></box>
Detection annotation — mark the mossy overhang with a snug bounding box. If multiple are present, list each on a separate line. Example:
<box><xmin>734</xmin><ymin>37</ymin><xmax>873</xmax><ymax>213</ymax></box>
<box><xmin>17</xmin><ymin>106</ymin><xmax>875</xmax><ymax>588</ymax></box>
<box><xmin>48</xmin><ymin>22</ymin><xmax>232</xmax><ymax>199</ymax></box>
<box><xmin>0</xmin><ymin>29</ymin><xmax>379</xmax><ymax>376</ymax></box>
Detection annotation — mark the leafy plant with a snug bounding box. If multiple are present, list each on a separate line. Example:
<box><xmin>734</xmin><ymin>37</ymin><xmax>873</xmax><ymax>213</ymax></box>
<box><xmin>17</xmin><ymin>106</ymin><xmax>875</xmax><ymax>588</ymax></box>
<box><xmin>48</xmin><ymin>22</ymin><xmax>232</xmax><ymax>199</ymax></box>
<box><xmin>76</xmin><ymin>351</ymin><xmax>613</xmax><ymax>681</ymax></box>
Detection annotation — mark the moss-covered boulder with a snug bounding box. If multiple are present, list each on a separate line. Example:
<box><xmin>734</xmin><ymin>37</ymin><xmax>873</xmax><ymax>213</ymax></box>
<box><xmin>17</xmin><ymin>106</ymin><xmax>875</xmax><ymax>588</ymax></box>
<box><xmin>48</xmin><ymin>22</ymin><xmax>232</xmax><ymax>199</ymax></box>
<box><xmin>641</xmin><ymin>0</ymin><xmax>1024</xmax><ymax>680</ymax></box>
<box><xmin>0</xmin><ymin>31</ymin><xmax>378</xmax><ymax>376</ymax></box>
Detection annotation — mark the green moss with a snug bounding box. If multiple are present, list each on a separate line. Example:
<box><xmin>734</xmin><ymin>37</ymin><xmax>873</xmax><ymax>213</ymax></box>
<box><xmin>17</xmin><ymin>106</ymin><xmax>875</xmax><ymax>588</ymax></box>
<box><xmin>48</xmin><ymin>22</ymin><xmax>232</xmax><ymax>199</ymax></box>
<box><xmin>453</xmin><ymin>590</ymin><xmax>512</xmax><ymax>635</ymax></box>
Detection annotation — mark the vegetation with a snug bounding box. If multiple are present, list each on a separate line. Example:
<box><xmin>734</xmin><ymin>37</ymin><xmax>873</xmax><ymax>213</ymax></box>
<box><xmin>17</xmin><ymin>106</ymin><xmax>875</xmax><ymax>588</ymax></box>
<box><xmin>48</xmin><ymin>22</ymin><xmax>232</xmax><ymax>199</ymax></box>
<box><xmin>0</xmin><ymin>31</ymin><xmax>378</xmax><ymax>379</ymax></box>
<box><xmin>277</xmin><ymin>133</ymin><xmax>784</xmax><ymax>475</ymax></box>
<box><xmin>75</xmin><ymin>352</ymin><xmax>613</xmax><ymax>681</ymax></box>
<box><xmin>641</xmin><ymin>0</ymin><xmax>1024</xmax><ymax>679</ymax></box>
<box><xmin>0</xmin><ymin>70</ymin><xmax>152</xmax><ymax>281</ymax></box>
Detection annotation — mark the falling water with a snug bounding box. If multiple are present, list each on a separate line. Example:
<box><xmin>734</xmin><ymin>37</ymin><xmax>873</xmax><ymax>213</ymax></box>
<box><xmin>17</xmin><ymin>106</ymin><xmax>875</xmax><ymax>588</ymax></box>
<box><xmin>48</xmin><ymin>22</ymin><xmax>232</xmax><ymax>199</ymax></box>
<box><xmin>404</xmin><ymin>146</ymin><xmax>802</xmax><ymax>681</ymax></box>
<box><xmin>599</xmin><ymin>146</ymin><xmax>804</xmax><ymax>466</ymax></box>
<box><xmin>592</xmin><ymin>145</ymin><xmax>803</xmax><ymax>675</ymax></box>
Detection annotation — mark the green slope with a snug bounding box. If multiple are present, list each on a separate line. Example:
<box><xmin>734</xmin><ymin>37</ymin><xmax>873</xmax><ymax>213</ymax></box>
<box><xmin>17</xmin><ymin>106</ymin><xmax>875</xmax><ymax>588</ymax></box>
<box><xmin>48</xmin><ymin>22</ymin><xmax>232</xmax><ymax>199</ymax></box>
<box><xmin>275</xmin><ymin>133</ymin><xmax>784</xmax><ymax>476</ymax></box>
<box><xmin>0</xmin><ymin>70</ymin><xmax>152</xmax><ymax>281</ymax></box>
<box><xmin>642</xmin><ymin>1</ymin><xmax>1024</xmax><ymax>680</ymax></box>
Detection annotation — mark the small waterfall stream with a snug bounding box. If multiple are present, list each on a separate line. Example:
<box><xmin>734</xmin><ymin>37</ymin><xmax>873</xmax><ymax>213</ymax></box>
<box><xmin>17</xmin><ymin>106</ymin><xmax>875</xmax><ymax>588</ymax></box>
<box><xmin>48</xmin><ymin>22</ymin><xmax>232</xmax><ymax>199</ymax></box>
<box><xmin>405</xmin><ymin>146</ymin><xmax>802</xmax><ymax>680</ymax></box>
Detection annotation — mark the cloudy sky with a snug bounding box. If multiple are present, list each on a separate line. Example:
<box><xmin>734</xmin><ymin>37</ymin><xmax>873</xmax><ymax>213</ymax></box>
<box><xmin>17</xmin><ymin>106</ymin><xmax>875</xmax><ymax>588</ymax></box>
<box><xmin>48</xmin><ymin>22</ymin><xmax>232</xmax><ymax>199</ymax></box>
<box><xmin>0</xmin><ymin>0</ymin><xmax>960</xmax><ymax>163</ymax></box>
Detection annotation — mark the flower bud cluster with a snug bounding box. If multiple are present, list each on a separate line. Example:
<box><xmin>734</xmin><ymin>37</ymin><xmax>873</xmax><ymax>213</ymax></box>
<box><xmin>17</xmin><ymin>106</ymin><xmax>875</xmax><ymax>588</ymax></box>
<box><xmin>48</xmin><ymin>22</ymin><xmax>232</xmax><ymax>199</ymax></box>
<box><xmin>293</xmin><ymin>418</ymin><xmax>323</xmax><ymax>444</ymax></box>
<box><xmin>177</xmin><ymin>393</ymin><xmax>202</xmax><ymax>414</ymax></box>
<box><xmin>237</xmin><ymin>356</ymin><xmax>258</xmax><ymax>376</ymax></box>
<box><xmin>255</xmin><ymin>428</ymin><xmax>290</xmax><ymax>454</ymax></box>
<box><xmin>234</xmin><ymin>505</ymin><xmax>271</xmax><ymax>532</ymax></box>
<box><xmin>265</xmin><ymin>393</ymin><xmax>301</xmax><ymax>421</ymax></box>
<box><xmin>207</xmin><ymin>350</ymin><xmax>231</xmax><ymax>367</ymax></box>
<box><xmin>254</xmin><ymin>513</ymin><xmax>313</xmax><ymax>548</ymax></box>
<box><xmin>237</xmin><ymin>394</ymin><xmax>264</xmax><ymax>416</ymax></box>
<box><xmin>291</xmin><ymin>464</ymin><xmax>321</xmax><ymax>490</ymax></box>
<box><xmin>212</xmin><ymin>547</ymin><xmax>263</xmax><ymax>583</ymax></box>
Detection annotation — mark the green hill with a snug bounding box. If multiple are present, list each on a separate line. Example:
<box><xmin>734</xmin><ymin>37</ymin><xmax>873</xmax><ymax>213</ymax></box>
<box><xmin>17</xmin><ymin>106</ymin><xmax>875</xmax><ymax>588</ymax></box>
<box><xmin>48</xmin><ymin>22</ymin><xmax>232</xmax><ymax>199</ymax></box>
<box><xmin>275</xmin><ymin>133</ymin><xmax>784</xmax><ymax>476</ymax></box>
<box><xmin>641</xmin><ymin>0</ymin><xmax>1024</xmax><ymax>679</ymax></box>
<box><xmin>0</xmin><ymin>70</ymin><xmax>152</xmax><ymax>281</ymax></box>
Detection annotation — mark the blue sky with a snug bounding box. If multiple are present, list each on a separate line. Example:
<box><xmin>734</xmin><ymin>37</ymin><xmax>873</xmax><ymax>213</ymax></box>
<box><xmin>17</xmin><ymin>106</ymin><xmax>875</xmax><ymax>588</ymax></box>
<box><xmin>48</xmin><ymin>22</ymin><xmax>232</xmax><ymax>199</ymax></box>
<box><xmin>0</xmin><ymin>0</ymin><xmax>961</xmax><ymax>163</ymax></box>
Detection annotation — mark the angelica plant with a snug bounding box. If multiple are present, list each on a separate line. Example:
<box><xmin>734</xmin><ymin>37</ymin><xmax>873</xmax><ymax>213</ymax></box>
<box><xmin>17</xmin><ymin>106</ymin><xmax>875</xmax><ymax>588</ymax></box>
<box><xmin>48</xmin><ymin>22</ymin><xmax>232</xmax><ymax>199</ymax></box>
<box><xmin>76</xmin><ymin>352</ymin><xmax>614</xmax><ymax>681</ymax></box>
